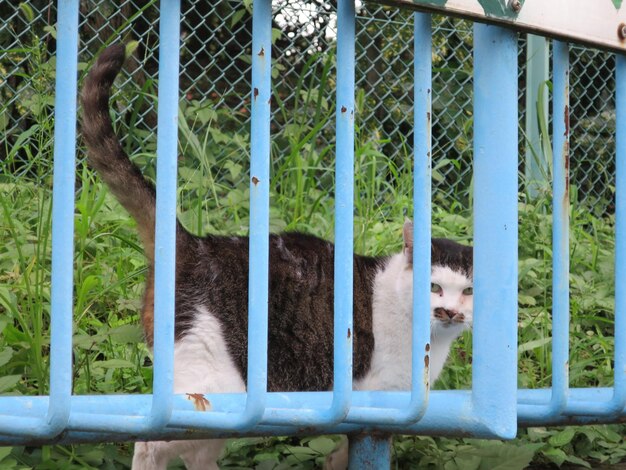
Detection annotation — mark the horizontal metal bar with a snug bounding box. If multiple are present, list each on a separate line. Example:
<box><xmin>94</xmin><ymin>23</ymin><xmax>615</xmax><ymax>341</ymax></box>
<box><xmin>1</xmin><ymin>388</ymin><xmax>625</xmax><ymax>444</ymax></box>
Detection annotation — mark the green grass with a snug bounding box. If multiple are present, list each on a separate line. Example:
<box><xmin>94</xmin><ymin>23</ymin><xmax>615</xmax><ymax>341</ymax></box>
<box><xmin>1</xmin><ymin>38</ymin><xmax>625</xmax><ymax>470</ymax></box>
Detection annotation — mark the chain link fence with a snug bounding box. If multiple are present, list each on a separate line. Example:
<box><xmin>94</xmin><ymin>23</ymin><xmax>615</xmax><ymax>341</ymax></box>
<box><xmin>0</xmin><ymin>0</ymin><xmax>617</xmax><ymax>214</ymax></box>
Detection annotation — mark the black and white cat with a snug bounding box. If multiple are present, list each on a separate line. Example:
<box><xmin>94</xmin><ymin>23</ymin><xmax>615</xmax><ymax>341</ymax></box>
<box><xmin>80</xmin><ymin>44</ymin><xmax>473</xmax><ymax>470</ymax></box>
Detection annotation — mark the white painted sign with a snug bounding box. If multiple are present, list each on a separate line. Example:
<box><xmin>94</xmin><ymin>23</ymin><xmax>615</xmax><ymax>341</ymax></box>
<box><xmin>384</xmin><ymin>0</ymin><xmax>626</xmax><ymax>52</ymax></box>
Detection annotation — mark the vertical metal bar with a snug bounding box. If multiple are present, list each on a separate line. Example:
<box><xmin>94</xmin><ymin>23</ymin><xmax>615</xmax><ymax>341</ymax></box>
<box><xmin>613</xmin><ymin>53</ymin><xmax>626</xmax><ymax>415</ymax></box>
<box><xmin>141</xmin><ymin>0</ymin><xmax>271</xmax><ymax>429</ymax></box>
<box><xmin>549</xmin><ymin>39</ymin><xmax>570</xmax><ymax>414</ymax></box>
<box><xmin>471</xmin><ymin>23</ymin><xmax>518</xmax><ymax>438</ymax></box>
<box><xmin>566</xmin><ymin>53</ymin><xmax>626</xmax><ymax>417</ymax></box>
<box><xmin>525</xmin><ymin>34</ymin><xmax>549</xmax><ymax>198</ymax></box>
<box><xmin>330</xmin><ymin>0</ymin><xmax>355</xmax><ymax>422</ymax></box>
<box><xmin>518</xmin><ymin>40</ymin><xmax>570</xmax><ymax>419</ymax></box>
<box><xmin>45</xmin><ymin>0</ymin><xmax>79</xmax><ymax>436</ymax></box>
<box><xmin>348</xmin><ymin>434</ymin><xmax>392</xmax><ymax>470</ymax></box>
<box><xmin>150</xmin><ymin>0</ymin><xmax>181</xmax><ymax>429</ymax></box>
<box><xmin>0</xmin><ymin>0</ymin><xmax>80</xmax><ymax>438</ymax></box>
<box><xmin>246</xmin><ymin>0</ymin><xmax>272</xmax><ymax>421</ymax></box>
<box><xmin>346</xmin><ymin>11</ymin><xmax>431</xmax><ymax>427</ymax></box>
<box><xmin>410</xmin><ymin>10</ymin><xmax>432</xmax><ymax>418</ymax></box>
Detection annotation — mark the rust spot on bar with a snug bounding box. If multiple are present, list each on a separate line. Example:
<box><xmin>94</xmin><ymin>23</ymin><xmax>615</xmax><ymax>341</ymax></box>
<box><xmin>341</xmin><ymin>106</ymin><xmax>347</xmax><ymax>113</ymax></box>
<box><xmin>258</xmin><ymin>47</ymin><xmax>265</xmax><ymax>57</ymax></box>
<box><xmin>564</xmin><ymin>105</ymin><xmax>570</xmax><ymax>137</ymax></box>
<box><xmin>347</xmin><ymin>328</ymin><xmax>351</xmax><ymax>339</ymax></box>
<box><xmin>564</xmin><ymin>141</ymin><xmax>570</xmax><ymax>197</ymax></box>
<box><xmin>186</xmin><ymin>393</ymin><xmax>211</xmax><ymax>411</ymax></box>
<box><xmin>424</xmin><ymin>355</ymin><xmax>430</xmax><ymax>368</ymax></box>
<box><xmin>426</xmin><ymin>111</ymin><xmax>431</xmax><ymax>123</ymax></box>
<box><xmin>252</xmin><ymin>176</ymin><xmax>260</xmax><ymax>186</ymax></box>
<box><xmin>253</xmin><ymin>88</ymin><xmax>259</xmax><ymax>100</ymax></box>
<box><xmin>425</xmin><ymin>343</ymin><xmax>430</xmax><ymax>352</ymax></box>
<box><xmin>618</xmin><ymin>23</ymin><xmax>626</xmax><ymax>41</ymax></box>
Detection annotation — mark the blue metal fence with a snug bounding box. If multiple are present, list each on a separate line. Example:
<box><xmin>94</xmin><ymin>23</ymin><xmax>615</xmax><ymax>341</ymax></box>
<box><xmin>2</xmin><ymin>0</ymin><xmax>626</xmax><ymax>467</ymax></box>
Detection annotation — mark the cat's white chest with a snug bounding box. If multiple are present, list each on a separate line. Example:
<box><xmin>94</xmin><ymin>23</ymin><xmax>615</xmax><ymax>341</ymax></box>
<box><xmin>354</xmin><ymin>254</ymin><xmax>414</xmax><ymax>391</ymax></box>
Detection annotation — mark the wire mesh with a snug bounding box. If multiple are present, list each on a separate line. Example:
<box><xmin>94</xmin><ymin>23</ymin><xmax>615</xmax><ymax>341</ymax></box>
<box><xmin>0</xmin><ymin>0</ymin><xmax>617</xmax><ymax>212</ymax></box>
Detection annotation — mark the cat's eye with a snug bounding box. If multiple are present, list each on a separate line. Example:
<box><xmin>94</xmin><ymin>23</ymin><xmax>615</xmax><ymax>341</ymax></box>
<box><xmin>431</xmin><ymin>283</ymin><xmax>442</xmax><ymax>294</ymax></box>
<box><xmin>463</xmin><ymin>286</ymin><xmax>473</xmax><ymax>295</ymax></box>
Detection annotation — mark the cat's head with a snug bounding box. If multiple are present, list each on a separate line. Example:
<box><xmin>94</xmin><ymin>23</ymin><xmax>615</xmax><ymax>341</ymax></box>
<box><xmin>403</xmin><ymin>221</ymin><xmax>473</xmax><ymax>336</ymax></box>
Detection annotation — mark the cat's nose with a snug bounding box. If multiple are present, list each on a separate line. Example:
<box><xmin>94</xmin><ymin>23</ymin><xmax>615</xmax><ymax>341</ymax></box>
<box><xmin>443</xmin><ymin>309</ymin><xmax>456</xmax><ymax>319</ymax></box>
<box><xmin>434</xmin><ymin>307</ymin><xmax>460</xmax><ymax>321</ymax></box>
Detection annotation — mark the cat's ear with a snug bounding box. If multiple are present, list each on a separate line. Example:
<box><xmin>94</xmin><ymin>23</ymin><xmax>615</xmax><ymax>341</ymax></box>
<box><xmin>431</xmin><ymin>239</ymin><xmax>439</xmax><ymax>258</ymax></box>
<box><xmin>403</xmin><ymin>219</ymin><xmax>413</xmax><ymax>266</ymax></box>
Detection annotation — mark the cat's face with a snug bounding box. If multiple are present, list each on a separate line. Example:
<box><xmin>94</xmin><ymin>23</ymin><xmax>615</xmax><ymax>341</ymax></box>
<box><xmin>430</xmin><ymin>265</ymin><xmax>473</xmax><ymax>336</ymax></box>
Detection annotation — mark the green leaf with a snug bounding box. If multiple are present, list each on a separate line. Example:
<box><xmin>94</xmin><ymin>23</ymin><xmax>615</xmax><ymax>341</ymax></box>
<box><xmin>598</xmin><ymin>426</ymin><xmax>623</xmax><ymax>443</ymax></box>
<box><xmin>253</xmin><ymin>452</ymin><xmax>280</xmax><ymax>463</ymax></box>
<box><xmin>271</xmin><ymin>28</ymin><xmax>282</xmax><ymax>44</ymax></box>
<box><xmin>91</xmin><ymin>359</ymin><xmax>135</xmax><ymax>369</ymax></box>
<box><xmin>526</xmin><ymin>427</ymin><xmax>553</xmax><ymax>442</ymax></box>
<box><xmin>0</xmin><ymin>447</ymin><xmax>12</xmax><ymax>461</ymax></box>
<box><xmin>0</xmin><ymin>375</ymin><xmax>21</xmax><ymax>393</ymax></box>
<box><xmin>108</xmin><ymin>324</ymin><xmax>144</xmax><ymax>343</ymax></box>
<box><xmin>542</xmin><ymin>447</ymin><xmax>567</xmax><ymax>466</ymax></box>
<box><xmin>518</xmin><ymin>337</ymin><xmax>551</xmax><ymax>353</ymax></box>
<box><xmin>231</xmin><ymin>9</ymin><xmax>246</xmax><ymax>27</ymax></box>
<box><xmin>306</xmin><ymin>436</ymin><xmax>337</xmax><ymax>455</ymax></box>
<box><xmin>465</xmin><ymin>442</ymin><xmax>542</xmax><ymax>470</ymax></box>
<box><xmin>0</xmin><ymin>348</ymin><xmax>14</xmax><ymax>368</ymax></box>
<box><xmin>19</xmin><ymin>2</ymin><xmax>35</xmax><ymax>22</ymax></box>
<box><xmin>43</xmin><ymin>25</ymin><xmax>57</xmax><ymax>39</ymax></box>
<box><xmin>548</xmin><ymin>427</ymin><xmax>576</xmax><ymax>447</ymax></box>
<box><xmin>564</xmin><ymin>454</ymin><xmax>592</xmax><ymax>468</ymax></box>
<box><xmin>126</xmin><ymin>41</ymin><xmax>139</xmax><ymax>58</ymax></box>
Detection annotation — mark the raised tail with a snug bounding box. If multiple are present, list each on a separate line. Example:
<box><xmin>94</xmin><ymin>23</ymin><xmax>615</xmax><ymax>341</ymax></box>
<box><xmin>81</xmin><ymin>44</ymin><xmax>156</xmax><ymax>259</ymax></box>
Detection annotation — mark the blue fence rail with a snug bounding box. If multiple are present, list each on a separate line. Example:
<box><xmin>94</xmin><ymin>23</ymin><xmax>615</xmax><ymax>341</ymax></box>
<box><xmin>2</xmin><ymin>0</ymin><xmax>626</xmax><ymax>467</ymax></box>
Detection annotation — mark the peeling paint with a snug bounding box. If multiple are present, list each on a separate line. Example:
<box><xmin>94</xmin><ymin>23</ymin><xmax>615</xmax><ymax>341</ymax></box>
<box><xmin>477</xmin><ymin>0</ymin><xmax>523</xmax><ymax>18</ymax></box>
<box><xmin>563</xmin><ymin>104</ymin><xmax>570</xmax><ymax>197</ymax></box>
<box><xmin>252</xmin><ymin>176</ymin><xmax>260</xmax><ymax>186</ymax></box>
<box><xmin>341</xmin><ymin>106</ymin><xmax>347</xmax><ymax>113</ymax></box>
<box><xmin>421</xmin><ymin>0</ymin><xmax>448</xmax><ymax>6</ymax></box>
<box><xmin>186</xmin><ymin>393</ymin><xmax>210</xmax><ymax>411</ymax></box>
<box><xmin>258</xmin><ymin>47</ymin><xmax>265</xmax><ymax>57</ymax></box>
<box><xmin>347</xmin><ymin>328</ymin><xmax>351</xmax><ymax>339</ymax></box>
<box><xmin>253</xmin><ymin>88</ymin><xmax>259</xmax><ymax>100</ymax></box>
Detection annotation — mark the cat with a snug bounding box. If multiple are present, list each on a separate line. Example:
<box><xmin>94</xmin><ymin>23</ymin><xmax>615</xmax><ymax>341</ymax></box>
<box><xmin>80</xmin><ymin>43</ymin><xmax>473</xmax><ymax>470</ymax></box>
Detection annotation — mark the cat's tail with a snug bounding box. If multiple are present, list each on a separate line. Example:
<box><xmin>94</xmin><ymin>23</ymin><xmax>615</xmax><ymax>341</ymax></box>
<box><xmin>81</xmin><ymin>44</ymin><xmax>157</xmax><ymax>260</ymax></box>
